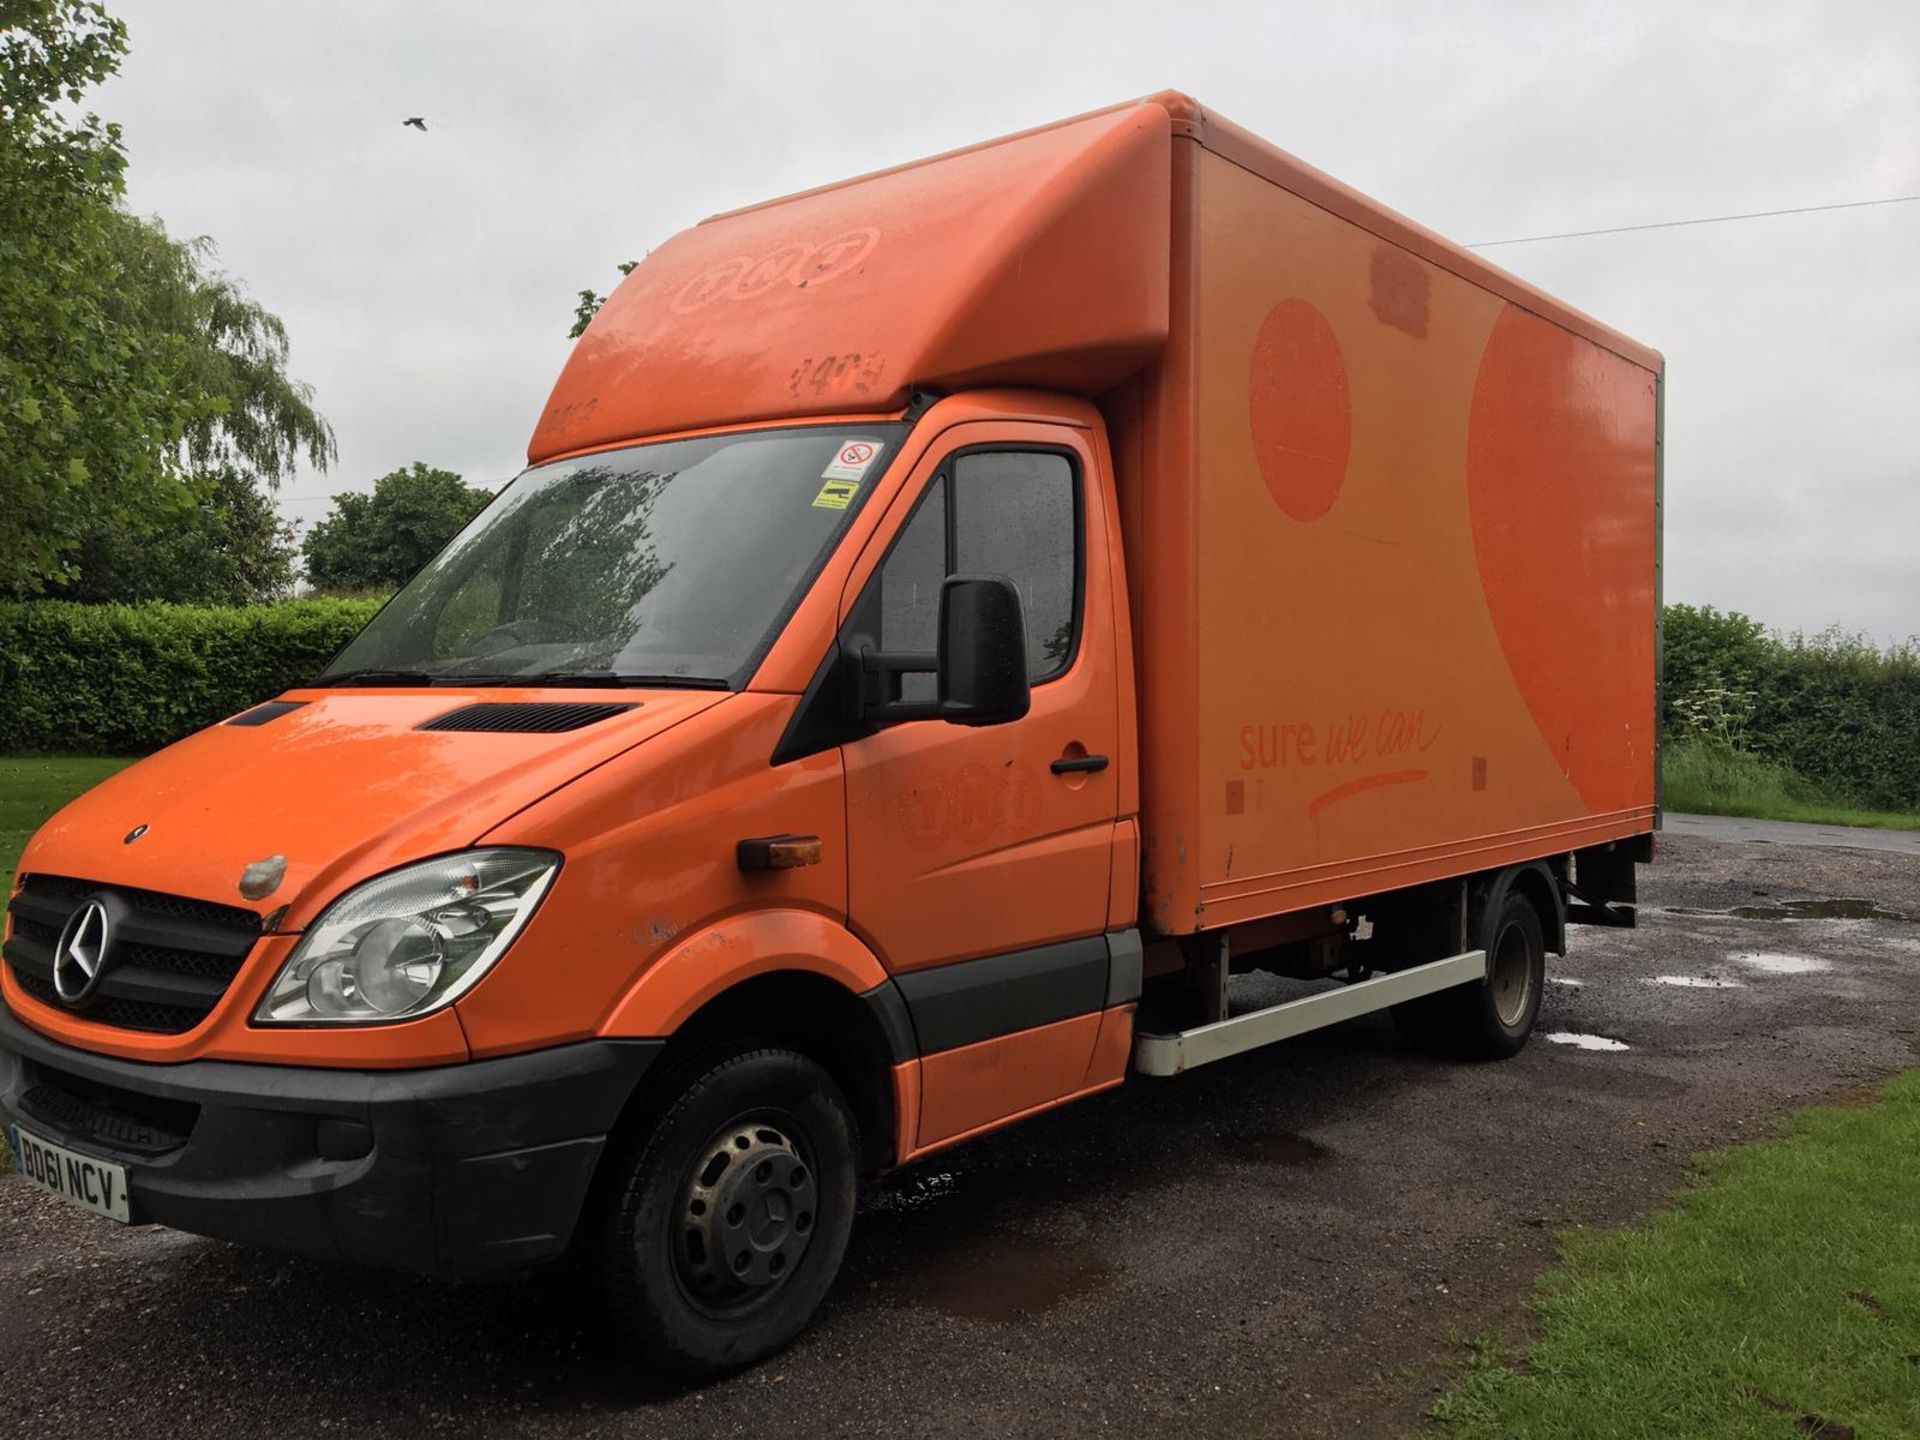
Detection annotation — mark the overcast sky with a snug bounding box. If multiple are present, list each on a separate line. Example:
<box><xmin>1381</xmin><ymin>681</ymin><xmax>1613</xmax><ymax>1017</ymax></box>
<box><xmin>102</xmin><ymin>1</ymin><xmax>1919</xmax><ymax>641</ymax></box>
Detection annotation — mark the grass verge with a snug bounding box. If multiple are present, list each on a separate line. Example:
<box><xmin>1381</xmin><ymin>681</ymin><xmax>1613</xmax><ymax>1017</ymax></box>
<box><xmin>1665</xmin><ymin>740</ymin><xmax>1920</xmax><ymax>832</ymax></box>
<box><xmin>2</xmin><ymin>755</ymin><xmax>135</xmax><ymax>895</ymax></box>
<box><xmin>1433</xmin><ymin>1071</ymin><xmax>1920</xmax><ymax>1438</ymax></box>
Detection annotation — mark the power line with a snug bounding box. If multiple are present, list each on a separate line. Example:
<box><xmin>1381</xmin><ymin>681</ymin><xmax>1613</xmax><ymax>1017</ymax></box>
<box><xmin>1467</xmin><ymin>193</ymin><xmax>1920</xmax><ymax>248</ymax></box>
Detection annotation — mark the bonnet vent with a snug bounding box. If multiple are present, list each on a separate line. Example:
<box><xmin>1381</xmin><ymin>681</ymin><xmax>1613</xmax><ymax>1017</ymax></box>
<box><xmin>416</xmin><ymin>701</ymin><xmax>639</xmax><ymax>734</ymax></box>
<box><xmin>227</xmin><ymin>701</ymin><xmax>307</xmax><ymax>727</ymax></box>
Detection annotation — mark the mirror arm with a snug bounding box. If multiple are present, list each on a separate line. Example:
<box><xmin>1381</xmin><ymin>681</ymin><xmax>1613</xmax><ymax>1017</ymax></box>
<box><xmin>853</xmin><ymin>643</ymin><xmax>942</xmax><ymax>723</ymax></box>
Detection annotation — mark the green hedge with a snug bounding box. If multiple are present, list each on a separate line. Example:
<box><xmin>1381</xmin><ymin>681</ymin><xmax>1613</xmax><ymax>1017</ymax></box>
<box><xmin>4</xmin><ymin>598</ymin><xmax>1915</xmax><ymax>806</ymax></box>
<box><xmin>0</xmin><ymin>599</ymin><xmax>383</xmax><ymax>754</ymax></box>
<box><xmin>1663</xmin><ymin>604</ymin><xmax>1920</xmax><ymax>812</ymax></box>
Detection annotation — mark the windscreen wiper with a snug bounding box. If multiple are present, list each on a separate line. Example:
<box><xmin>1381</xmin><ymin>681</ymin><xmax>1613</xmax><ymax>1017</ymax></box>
<box><xmin>308</xmin><ymin>668</ymin><xmax>442</xmax><ymax>687</ymax></box>
<box><xmin>512</xmin><ymin>671</ymin><xmax>731</xmax><ymax>690</ymax></box>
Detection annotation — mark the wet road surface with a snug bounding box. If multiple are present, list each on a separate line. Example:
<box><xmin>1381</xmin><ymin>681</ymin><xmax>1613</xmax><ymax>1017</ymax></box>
<box><xmin>1665</xmin><ymin>810</ymin><xmax>1920</xmax><ymax>855</ymax></box>
<box><xmin>5</xmin><ymin>832</ymin><xmax>1919</xmax><ymax>1438</ymax></box>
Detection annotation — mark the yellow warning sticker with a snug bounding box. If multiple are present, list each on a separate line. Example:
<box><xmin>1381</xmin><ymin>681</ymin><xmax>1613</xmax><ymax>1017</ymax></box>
<box><xmin>811</xmin><ymin>478</ymin><xmax>861</xmax><ymax>510</ymax></box>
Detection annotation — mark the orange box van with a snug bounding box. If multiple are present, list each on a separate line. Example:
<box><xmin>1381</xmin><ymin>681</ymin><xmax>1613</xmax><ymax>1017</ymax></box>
<box><xmin>1</xmin><ymin>93</ymin><xmax>1659</xmax><ymax>1375</ymax></box>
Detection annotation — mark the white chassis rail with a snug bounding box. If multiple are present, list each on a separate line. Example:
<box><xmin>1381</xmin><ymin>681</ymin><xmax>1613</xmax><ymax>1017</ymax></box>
<box><xmin>1131</xmin><ymin>949</ymin><xmax>1489</xmax><ymax>1077</ymax></box>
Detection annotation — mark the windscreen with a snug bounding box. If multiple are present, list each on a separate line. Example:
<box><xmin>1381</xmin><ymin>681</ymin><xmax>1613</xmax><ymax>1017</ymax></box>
<box><xmin>322</xmin><ymin>424</ymin><xmax>906</xmax><ymax>687</ymax></box>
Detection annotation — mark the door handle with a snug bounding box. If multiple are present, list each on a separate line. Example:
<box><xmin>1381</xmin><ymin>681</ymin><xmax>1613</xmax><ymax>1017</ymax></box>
<box><xmin>1050</xmin><ymin>754</ymin><xmax>1110</xmax><ymax>775</ymax></box>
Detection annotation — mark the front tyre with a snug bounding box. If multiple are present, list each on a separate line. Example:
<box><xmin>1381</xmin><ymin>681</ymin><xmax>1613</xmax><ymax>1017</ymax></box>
<box><xmin>597</xmin><ymin>1048</ymin><xmax>858</xmax><ymax>1379</ymax></box>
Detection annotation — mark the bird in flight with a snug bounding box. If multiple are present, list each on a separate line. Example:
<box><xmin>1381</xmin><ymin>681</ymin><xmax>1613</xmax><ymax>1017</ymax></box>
<box><xmin>402</xmin><ymin>117</ymin><xmax>427</xmax><ymax>131</ymax></box>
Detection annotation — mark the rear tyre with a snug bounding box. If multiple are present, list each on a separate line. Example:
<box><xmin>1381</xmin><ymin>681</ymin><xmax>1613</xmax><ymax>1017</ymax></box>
<box><xmin>1456</xmin><ymin>891</ymin><xmax>1546</xmax><ymax>1058</ymax></box>
<box><xmin>596</xmin><ymin>1047</ymin><xmax>858</xmax><ymax>1379</ymax></box>
<box><xmin>1392</xmin><ymin>890</ymin><xmax>1546</xmax><ymax>1060</ymax></box>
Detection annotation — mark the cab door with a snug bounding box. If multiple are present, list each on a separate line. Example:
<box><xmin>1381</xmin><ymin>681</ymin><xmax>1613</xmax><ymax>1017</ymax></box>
<box><xmin>839</xmin><ymin>421</ymin><xmax>1121</xmax><ymax>1145</ymax></box>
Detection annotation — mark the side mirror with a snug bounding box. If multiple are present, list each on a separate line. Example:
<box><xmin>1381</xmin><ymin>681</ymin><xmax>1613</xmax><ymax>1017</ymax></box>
<box><xmin>938</xmin><ymin>575</ymin><xmax>1030</xmax><ymax>726</ymax></box>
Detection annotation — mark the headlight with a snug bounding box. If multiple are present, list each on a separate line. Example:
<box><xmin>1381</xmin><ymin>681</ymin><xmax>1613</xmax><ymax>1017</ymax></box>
<box><xmin>254</xmin><ymin>850</ymin><xmax>559</xmax><ymax>1025</ymax></box>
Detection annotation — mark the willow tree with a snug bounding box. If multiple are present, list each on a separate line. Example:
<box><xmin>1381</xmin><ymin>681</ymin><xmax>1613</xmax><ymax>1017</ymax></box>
<box><xmin>0</xmin><ymin>0</ymin><xmax>336</xmax><ymax>601</ymax></box>
<box><xmin>55</xmin><ymin>213</ymin><xmax>338</xmax><ymax>603</ymax></box>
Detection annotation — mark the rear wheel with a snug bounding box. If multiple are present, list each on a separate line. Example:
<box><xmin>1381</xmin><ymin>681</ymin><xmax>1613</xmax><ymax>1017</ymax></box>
<box><xmin>596</xmin><ymin>1047</ymin><xmax>858</xmax><ymax>1378</ymax></box>
<box><xmin>1392</xmin><ymin>889</ymin><xmax>1545</xmax><ymax>1059</ymax></box>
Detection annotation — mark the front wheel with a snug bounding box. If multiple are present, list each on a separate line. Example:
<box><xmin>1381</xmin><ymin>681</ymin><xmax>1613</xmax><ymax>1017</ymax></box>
<box><xmin>596</xmin><ymin>1047</ymin><xmax>858</xmax><ymax>1379</ymax></box>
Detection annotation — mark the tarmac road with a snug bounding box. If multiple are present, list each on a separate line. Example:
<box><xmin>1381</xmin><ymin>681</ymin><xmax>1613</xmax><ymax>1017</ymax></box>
<box><xmin>5</xmin><ymin>831</ymin><xmax>1919</xmax><ymax>1439</ymax></box>
<box><xmin>1664</xmin><ymin>810</ymin><xmax>1920</xmax><ymax>855</ymax></box>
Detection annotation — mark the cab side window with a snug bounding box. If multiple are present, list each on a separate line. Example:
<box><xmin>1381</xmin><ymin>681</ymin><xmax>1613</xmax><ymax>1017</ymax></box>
<box><xmin>876</xmin><ymin>476</ymin><xmax>947</xmax><ymax>703</ymax></box>
<box><xmin>952</xmin><ymin>452</ymin><xmax>1078</xmax><ymax>681</ymax></box>
<box><xmin>877</xmin><ymin>475</ymin><xmax>947</xmax><ymax>660</ymax></box>
<box><xmin>868</xmin><ymin>451</ymin><xmax>1079</xmax><ymax>692</ymax></box>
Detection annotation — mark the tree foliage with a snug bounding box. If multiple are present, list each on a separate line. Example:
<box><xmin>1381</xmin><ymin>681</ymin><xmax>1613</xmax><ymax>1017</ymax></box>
<box><xmin>0</xmin><ymin>1</ymin><xmax>193</xmax><ymax>594</ymax></box>
<box><xmin>51</xmin><ymin>213</ymin><xmax>336</xmax><ymax>604</ymax></box>
<box><xmin>0</xmin><ymin>2</ymin><xmax>334</xmax><ymax>601</ymax></box>
<box><xmin>1663</xmin><ymin>604</ymin><xmax>1920</xmax><ymax>810</ymax></box>
<box><xmin>101</xmin><ymin>209</ymin><xmax>335</xmax><ymax>484</ymax></box>
<box><xmin>568</xmin><ymin>259</ymin><xmax>638</xmax><ymax>339</ymax></box>
<box><xmin>60</xmin><ymin>466</ymin><xmax>298</xmax><ymax>604</ymax></box>
<box><xmin>303</xmin><ymin>463</ymin><xmax>493</xmax><ymax>593</ymax></box>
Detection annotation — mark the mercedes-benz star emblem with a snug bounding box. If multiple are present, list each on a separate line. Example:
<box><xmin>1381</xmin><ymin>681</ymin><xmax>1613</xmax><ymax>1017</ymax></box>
<box><xmin>52</xmin><ymin>899</ymin><xmax>113</xmax><ymax>1005</ymax></box>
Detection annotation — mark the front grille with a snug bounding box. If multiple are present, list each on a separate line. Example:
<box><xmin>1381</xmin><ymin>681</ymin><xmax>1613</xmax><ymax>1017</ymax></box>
<box><xmin>9</xmin><ymin>968</ymin><xmax>213</xmax><ymax>1036</ymax></box>
<box><xmin>17</xmin><ymin>873</ymin><xmax>262</xmax><ymax>930</ymax></box>
<box><xmin>4</xmin><ymin>874</ymin><xmax>262</xmax><ymax>1035</ymax></box>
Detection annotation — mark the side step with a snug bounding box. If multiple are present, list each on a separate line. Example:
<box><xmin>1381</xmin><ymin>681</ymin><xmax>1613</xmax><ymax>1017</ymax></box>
<box><xmin>1131</xmin><ymin>949</ymin><xmax>1488</xmax><ymax>1077</ymax></box>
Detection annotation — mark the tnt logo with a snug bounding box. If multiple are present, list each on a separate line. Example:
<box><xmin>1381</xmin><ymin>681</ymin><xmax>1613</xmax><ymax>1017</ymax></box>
<box><xmin>672</xmin><ymin>228</ymin><xmax>880</xmax><ymax>314</ymax></box>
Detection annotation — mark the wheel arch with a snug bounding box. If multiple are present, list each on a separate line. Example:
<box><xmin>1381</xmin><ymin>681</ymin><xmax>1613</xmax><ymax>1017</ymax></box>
<box><xmin>1473</xmin><ymin>860</ymin><xmax>1565</xmax><ymax>956</ymax></box>
<box><xmin>597</xmin><ymin>911</ymin><xmax>910</xmax><ymax>1178</ymax></box>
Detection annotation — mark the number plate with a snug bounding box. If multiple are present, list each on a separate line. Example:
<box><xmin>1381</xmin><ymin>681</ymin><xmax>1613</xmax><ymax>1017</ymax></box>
<box><xmin>10</xmin><ymin>1125</ymin><xmax>131</xmax><ymax>1223</ymax></box>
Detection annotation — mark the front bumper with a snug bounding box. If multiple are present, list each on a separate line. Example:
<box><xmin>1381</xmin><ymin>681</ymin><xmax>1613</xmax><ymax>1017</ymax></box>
<box><xmin>0</xmin><ymin>1004</ymin><xmax>661</xmax><ymax>1276</ymax></box>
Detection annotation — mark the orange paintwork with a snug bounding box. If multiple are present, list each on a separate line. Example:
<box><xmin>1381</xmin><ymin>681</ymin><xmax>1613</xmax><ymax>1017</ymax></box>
<box><xmin>8</xmin><ymin>93</ymin><xmax>1658</xmax><ymax>1176</ymax></box>
<box><xmin>18</xmin><ymin>688</ymin><xmax>721</xmax><ymax>936</ymax></box>
<box><xmin>836</xmin><ymin>413</ymin><xmax>1121</xmax><ymax>973</ymax></box>
<box><xmin>900</xmin><ymin>1003</ymin><xmax>1134</xmax><ymax>1161</ymax></box>
<box><xmin>911</xmin><ymin>1010</ymin><xmax>1110</xmax><ymax>1151</ymax></box>
<box><xmin>9</xmin><ymin>687</ymin><xmax>723</xmax><ymax>1063</ymax></box>
<box><xmin>890</xmin><ymin>1060</ymin><xmax>923</xmax><ymax>1167</ymax></box>
<box><xmin>1119</xmin><ymin>117</ymin><xmax>1659</xmax><ymax>933</ymax></box>
<box><xmin>595</xmin><ymin>910</ymin><xmax>885</xmax><ymax>1048</ymax></box>
<box><xmin>532</xmin><ymin>106</ymin><xmax>1170</xmax><ymax>461</ymax></box>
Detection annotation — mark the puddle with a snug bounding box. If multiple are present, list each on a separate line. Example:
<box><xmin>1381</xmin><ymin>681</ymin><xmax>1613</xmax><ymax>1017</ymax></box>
<box><xmin>1544</xmin><ymin>1032</ymin><xmax>1630</xmax><ymax>1051</ymax></box>
<box><xmin>1671</xmin><ymin>899</ymin><xmax>1908</xmax><ymax>922</ymax></box>
<box><xmin>1646</xmin><ymin>975</ymin><xmax>1745</xmax><ymax>989</ymax></box>
<box><xmin>1547</xmin><ymin>976</ymin><xmax>1586</xmax><ymax>988</ymax></box>
<box><xmin>1732</xmin><ymin>898</ymin><xmax>1907</xmax><ymax>921</ymax></box>
<box><xmin>901</xmin><ymin>1241</ymin><xmax>1112</xmax><ymax>1322</ymax></box>
<box><xmin>862</xmin><ymin>1170</ymin><xmax>959</xmax><ymax>1216</ymax></box>
<box><xmin>1217</xmin><ymin>1131</ymin><xmax>1335</xmax><ymax>1167</ymax></box>
<box><xmin>1732</xmin><ymin>952</ymin><xmax>1832</xmax><ymax>975</ymax></box>
<box><xmin>859</xmin><ymin>1155</ymin><xmax>1133</xmax><ymax>1322</ymax></box>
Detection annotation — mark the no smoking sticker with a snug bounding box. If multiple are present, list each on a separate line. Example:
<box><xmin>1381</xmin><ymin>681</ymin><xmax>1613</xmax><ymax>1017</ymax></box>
<box><xmin>821</xmin><ymin>440</ymin><xmax>883</xmax><ymax>482</ymax></box>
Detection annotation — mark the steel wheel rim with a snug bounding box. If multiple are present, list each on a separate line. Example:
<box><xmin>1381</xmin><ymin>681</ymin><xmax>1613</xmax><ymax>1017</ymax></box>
<box><xmin>669</xmin><ymin>1112</ymin><xmax>818</xmax><ymax>1320</ymax></box>
<box><xmin>1489</xmin><ymin>919</ymin><xmax>1534</xmax><ymax>1028</ymax></box>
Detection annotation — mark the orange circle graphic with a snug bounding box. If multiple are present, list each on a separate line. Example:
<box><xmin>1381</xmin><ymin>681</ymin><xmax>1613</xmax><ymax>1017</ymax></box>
<box><xmin>1248</xmin><ymin>299</ymin><xmax>1352</xmax><ymax>522</ymax></box>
